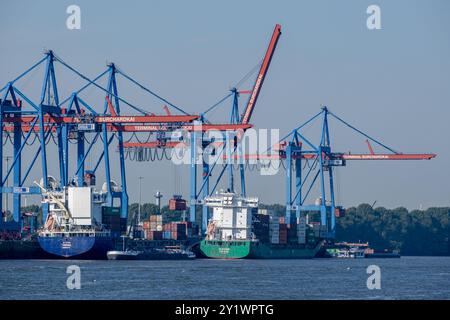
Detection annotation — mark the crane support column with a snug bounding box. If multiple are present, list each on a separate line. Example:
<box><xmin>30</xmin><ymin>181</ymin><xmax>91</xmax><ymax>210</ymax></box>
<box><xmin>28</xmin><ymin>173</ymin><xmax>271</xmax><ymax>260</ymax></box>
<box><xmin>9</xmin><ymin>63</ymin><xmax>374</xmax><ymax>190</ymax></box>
<box><xmin>294</xmin><ymin>154</ymin><xmax>302</xmax><ymax>224</ymax></box>
<box><xmin>77</xmin><ymin>133</ymin><xmax>85</xmax><ymax>186</ymax></box>
<box><xmin>285</xmin><ymin>143</ymin><xmax>292</xmax><ymax>225</ymax></box>
<box><xmin>110</xmin><ymin>64</ymin><xmax>129</xmax><ymax>219</ymax></box>
<box><xmin>0</xmin><ymin>88</ymin><xmax>6</xmax><ymax>216</ymax></box>
<box><xmin>13</xmin><ymin>108</ymin><xmax>22</xmax><ymax>222</ymax></box>
<box><xmin>189</xmin><ymin>130</ymin><xmax>197</xmax><ymax>225</ymax></box>
<box><xmin>226</xmin><ymin>131</ymin><xmax>234</xmax><ymax>192</ymax></box>
<box><xmin>202</xmin><ymin>160</ymin><xmax>209</xmax><ymax>234</ymax></box>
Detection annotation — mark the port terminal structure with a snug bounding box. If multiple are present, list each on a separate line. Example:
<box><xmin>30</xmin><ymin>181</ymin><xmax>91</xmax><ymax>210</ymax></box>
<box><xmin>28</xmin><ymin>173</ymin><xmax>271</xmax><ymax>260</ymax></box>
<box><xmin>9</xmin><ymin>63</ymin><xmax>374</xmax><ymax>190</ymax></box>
<box><xmin>0</xmin><ymin>24</ymin><xmax>435</xmax><ymax>238</ymax></box>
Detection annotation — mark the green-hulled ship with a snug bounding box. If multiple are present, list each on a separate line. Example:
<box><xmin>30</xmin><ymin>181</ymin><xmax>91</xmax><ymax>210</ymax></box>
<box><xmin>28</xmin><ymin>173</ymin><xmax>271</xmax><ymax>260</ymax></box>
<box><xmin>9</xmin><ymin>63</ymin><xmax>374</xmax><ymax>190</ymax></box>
<box><xmin>199</xmin><ymin>191</ymin><xmax>324</xmax><ymax>259</ymax></box>
<box><xmin>200</xmin><ymin>239</ymin><xmax>323</xmax><ymax>259</ymax></box>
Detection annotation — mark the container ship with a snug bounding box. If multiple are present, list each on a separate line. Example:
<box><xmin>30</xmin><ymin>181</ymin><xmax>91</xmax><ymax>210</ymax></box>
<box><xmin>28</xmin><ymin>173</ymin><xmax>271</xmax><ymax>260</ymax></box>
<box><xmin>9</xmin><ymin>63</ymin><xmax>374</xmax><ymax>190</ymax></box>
<box><xmin>35</xmin><ymin>181</ymin><xmax>125</xmax><ymax>259</ymax></box>
<box><xmin>199</xmin><ymin>191</ymin><xmax>323</xmax><ymax>259</ymax></box>
<box><xmin>0</xmin><ymin>191</ymin><xmax>198</xmax><ymax>259</ymax></box>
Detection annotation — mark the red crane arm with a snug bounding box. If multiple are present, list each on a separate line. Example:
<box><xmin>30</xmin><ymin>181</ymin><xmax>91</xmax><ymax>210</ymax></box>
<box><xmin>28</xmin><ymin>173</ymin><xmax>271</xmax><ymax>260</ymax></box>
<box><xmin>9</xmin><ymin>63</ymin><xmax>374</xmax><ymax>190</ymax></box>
<box><xmin>2</xmin><ymin>114</ymin><xmax>199</xmax><ymax>124</ymax></box>
<box><xmin>220</xmin><ymin>153</ymin><xmax>436</xmax><ymax>161</ymax></box>
<box><xmin>240</xmin><ymin>24</ymin><xmax>282</xmax><ymax>125</ymax></box>
<box><xmin>2</xmin><ymin>123</ymin><xmax>252</xmax><ymax>133</ymax></box>
<box><xmin>105</xmin><ymin>96</ymin><xmax>118</xmax><ymax>116</ymax></box>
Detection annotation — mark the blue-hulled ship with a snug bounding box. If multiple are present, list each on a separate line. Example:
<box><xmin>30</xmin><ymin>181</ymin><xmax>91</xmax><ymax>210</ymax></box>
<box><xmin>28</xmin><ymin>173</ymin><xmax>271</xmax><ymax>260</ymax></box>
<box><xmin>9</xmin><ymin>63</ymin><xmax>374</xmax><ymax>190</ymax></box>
<box><xmin>38</xmin><ymin>230</ymin><xmax>114</xmax><ymax>259</ymax></box>
<box><xmin>36</xmin><ymin>182</ymin><xmax>119</xmax><ymax>259</ymax></box>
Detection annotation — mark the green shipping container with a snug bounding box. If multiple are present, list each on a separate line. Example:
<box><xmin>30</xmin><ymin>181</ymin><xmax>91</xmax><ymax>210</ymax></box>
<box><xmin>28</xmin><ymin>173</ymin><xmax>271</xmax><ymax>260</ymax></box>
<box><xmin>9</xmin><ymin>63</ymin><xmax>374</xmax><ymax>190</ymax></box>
<box><xmin>102</xmin><ymin>206</ymin><xmax>120</xmax><ymax>216</ymax></box>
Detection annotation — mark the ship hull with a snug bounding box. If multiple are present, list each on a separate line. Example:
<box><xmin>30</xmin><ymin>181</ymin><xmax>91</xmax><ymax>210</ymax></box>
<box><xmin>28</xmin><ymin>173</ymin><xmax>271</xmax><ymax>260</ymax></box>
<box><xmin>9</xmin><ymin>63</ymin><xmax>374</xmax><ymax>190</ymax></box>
<box><xmin>0</xmin><ymin>239</ymin><xmax>54</xmax><ymax>259</ymax></box>
<box><xmin>200</xmin><ymin>240</ymin><xmax>323</xmax><ymax>259</ymax></box>
<box><xmin>38</xmin><ymin>236</ymin><xmax>114</xmax><ymax>259</ymax></box>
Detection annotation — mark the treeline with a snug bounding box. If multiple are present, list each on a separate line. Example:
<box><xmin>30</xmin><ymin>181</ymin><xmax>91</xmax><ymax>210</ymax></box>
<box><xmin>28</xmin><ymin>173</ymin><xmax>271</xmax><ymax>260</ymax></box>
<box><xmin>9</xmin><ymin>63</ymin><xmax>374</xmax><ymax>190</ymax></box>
<box><xmin>336</xmin><ymin>204</ymin><xmax>449</xmax><ymax>256</ymax></box>
<box><xmin>261</xmin><ymin>203</ymin><xmax>450</xmax><ymax>256</ymax></box>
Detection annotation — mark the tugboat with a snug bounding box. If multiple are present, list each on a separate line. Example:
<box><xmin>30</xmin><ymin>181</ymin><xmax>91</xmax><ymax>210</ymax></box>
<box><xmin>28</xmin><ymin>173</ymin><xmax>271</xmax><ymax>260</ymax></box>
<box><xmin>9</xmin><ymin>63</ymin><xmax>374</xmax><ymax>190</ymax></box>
<box><xmin>35</xmin><ymin>181</ymin><xmax>116</xmax><ymax>259</ymax></box>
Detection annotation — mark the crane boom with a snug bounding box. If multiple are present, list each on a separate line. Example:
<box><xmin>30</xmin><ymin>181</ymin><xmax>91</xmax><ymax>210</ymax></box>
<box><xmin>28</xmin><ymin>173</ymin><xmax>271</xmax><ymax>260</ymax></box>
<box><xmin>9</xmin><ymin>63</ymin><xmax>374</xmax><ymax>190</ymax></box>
<box><xmin>240</xmin><ymin>24</ymin><xmax>282</xmax><ymax>125</ymax></box>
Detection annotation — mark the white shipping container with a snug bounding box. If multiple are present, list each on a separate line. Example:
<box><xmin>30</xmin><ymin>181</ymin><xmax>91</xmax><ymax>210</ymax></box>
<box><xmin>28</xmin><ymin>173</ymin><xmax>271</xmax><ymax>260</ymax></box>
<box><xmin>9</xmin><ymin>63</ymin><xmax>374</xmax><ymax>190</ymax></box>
<box><xmin>235</xmin><ymin>230</ymin><xmax>249</xmax><ymax>240</ymax></box>
<box><xmin>258</xmin><ymin>208</ymin><xmax>268</xmax><ymax>215</ymax></box>
<box><xmin>68</xmin><ymin>187</ymin><xmax>93</xmax><ymax>226</ymax></box>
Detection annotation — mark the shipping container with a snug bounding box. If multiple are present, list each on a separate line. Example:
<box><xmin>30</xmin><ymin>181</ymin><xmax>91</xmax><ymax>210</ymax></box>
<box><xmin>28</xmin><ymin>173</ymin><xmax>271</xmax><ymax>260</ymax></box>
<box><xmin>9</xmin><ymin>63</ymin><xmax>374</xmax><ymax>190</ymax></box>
<box><xmin>149</xmin><ymin>215</ymin><xmax>163</xmax><ymax>222</ymax></box>
<box><xmin>102</xmin><ymin>206</ymin><xmax>120</xmax><ymax>216</ymax></box>
<box><xmin>146</xmin><ymin>230</ymin><xmax>163</xmax><ymax>240</ymax></box>
<box><xmin>169</xmin><ymin>198</ymin><xmax>187</xmax><ymax>211</ymax></box>
<box><xmin>334</xmin><ymin>206</ymin><xmax>345</xmax><ymax>218</ymax></box>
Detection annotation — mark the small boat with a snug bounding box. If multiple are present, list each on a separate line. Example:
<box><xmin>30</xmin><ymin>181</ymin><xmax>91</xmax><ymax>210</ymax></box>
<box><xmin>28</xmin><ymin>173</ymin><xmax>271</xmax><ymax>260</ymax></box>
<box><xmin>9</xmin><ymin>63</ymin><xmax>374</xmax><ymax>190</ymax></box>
<box><xmin>327</xmin><ymin>247</ymin><xmax>366</xmax><ymax>258</ymax></box>
<box><xmin>106</xmin><ymin>248</ymin><xmax>196</xmax><ymax>260</ymax></box>
<box><xmin>107</xmin><ymin>237</ymin><xmax>195</xmax><ymax>260</ymax></box>
<box><xmin>107</xmin><ymin>249</ymin><xmax>141</xmax><ymax>260</ymax></box>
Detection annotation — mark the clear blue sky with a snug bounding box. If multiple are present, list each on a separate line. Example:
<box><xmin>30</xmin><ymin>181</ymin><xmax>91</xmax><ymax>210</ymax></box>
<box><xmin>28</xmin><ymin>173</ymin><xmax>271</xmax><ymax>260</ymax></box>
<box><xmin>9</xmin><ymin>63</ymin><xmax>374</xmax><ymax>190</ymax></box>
<box><xmin>1</xmin><ymin>0</ymin><xmax>449</xmax><ymax>209</ymax></box>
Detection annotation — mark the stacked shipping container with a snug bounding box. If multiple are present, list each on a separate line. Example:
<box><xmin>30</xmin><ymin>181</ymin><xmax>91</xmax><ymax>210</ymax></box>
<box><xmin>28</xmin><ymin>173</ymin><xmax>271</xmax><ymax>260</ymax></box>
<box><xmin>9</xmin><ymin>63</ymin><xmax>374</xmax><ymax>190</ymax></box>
<box><xmin>297</xmin><ymin>216</ymin><xmax>306</xmax><ymax>244</ymax></box>
<box><xmin>251</xmin><ymin>213</ymin><xmax>319</xmax><ymax>245</ymax></box>
<box><xmin>168</xmin><ymin>196</ymin><xmax>187</xmax><ymax>211</ymax></box>
<box><xmin>269</xmin><ymin>216</ymin><xmax>288</xmax><ymax>244</ymax></box>
<box><xmin>269</xmin><ymin>216</ymin><xmax>279</xmax><ymax>244</ymax></box>
<box><xmin>162</xmin><ymin>222</ymin><xmax>191</xmax><ymax>240</ymax></box>
<box><xmin>279</xmin><ymin>222</ymin><xmax>288</xmax><ymax>244</ymax></box>
<box><xmin>102</xmin><ymin>207</ymin><xmax>124</xmax><ymax>237</ymax></box>
<box><xmin>143</xmin><ymin>215</ymin><xmax>163</xmax><ymax>240</ymax></box>
<box><xmin>252</xmin><ymin>213</ymin><xmax>270</xmax><ymax>243</ymax></box>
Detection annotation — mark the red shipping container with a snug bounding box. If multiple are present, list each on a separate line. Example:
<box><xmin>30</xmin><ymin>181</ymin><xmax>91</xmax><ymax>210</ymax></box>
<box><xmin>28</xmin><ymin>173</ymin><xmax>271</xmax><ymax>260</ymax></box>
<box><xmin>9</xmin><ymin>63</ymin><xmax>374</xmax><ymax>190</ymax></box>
<box><xmin>169</xmin><ymin>198</ymin><xmax>187</xmax><ymax>211</ymax></box>
<box><xmin>334</xmin><ymin>207</ymin><xmax>346</xmax><ymax>218</ymax></box>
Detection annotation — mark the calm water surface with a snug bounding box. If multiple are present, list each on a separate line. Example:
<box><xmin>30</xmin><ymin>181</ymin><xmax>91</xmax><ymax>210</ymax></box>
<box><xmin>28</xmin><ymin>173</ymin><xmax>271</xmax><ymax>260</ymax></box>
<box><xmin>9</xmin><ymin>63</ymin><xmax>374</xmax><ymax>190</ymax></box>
<box><xmin>0</xmin><ymin>256</ymin><xmax>449</xmax><ymax>299</ymax></box>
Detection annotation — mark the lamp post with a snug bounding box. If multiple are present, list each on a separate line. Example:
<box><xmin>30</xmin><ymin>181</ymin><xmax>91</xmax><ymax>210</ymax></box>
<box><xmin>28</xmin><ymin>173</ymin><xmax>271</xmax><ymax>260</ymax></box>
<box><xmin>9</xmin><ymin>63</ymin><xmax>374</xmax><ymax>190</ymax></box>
<box><xmin>155</xmin><ymin>190</ymin><xmax>163</xmax><ymax>215</ymax></box>
<box><xmin>138</xmin><ymin>176</ymin><xmax>143</xmax><ymax>226</ymax></box>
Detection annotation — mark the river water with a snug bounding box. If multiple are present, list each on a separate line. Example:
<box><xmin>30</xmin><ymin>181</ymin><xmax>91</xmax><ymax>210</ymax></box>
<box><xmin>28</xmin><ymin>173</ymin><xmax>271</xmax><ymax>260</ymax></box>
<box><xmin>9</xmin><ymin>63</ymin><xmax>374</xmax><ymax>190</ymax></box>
<box><xmin>0</xmin><ymin>256</ymin><xmax>449</xmax><ymax>300</ymax></box>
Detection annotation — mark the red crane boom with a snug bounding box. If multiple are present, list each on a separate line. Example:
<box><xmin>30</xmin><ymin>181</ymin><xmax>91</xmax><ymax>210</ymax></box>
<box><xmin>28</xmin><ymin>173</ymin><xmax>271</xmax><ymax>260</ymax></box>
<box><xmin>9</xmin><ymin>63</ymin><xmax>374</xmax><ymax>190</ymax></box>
<box><xmin>240</xmin><ymin>24</ymin><xmax>282</xmax><ymax>125</ymax></box>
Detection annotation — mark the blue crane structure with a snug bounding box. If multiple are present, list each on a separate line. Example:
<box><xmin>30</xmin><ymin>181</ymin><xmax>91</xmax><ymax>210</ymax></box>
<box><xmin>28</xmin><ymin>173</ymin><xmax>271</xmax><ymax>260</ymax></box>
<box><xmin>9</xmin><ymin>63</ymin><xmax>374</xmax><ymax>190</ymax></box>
<box><xmin>0</xmin><ymin>50</ymin><xmax>247</xmax><ymax>231</ymax></box>
<box><xmin>121</xmin><ymin>24</ymin><xmax>435</xmax><ymax>238</ymax></box>
<box><xmin>0</xmin><ymin>24</ymin><xmax>436</xmax><ymax>240</ymax></box>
